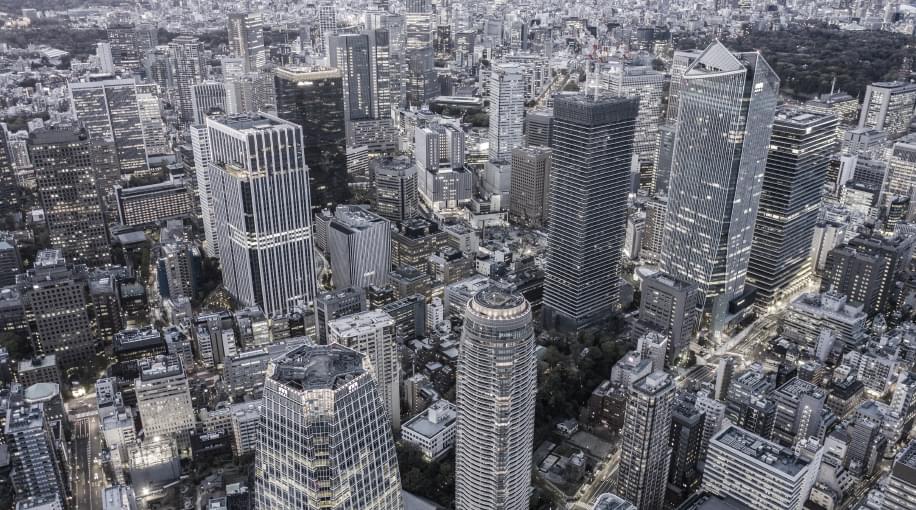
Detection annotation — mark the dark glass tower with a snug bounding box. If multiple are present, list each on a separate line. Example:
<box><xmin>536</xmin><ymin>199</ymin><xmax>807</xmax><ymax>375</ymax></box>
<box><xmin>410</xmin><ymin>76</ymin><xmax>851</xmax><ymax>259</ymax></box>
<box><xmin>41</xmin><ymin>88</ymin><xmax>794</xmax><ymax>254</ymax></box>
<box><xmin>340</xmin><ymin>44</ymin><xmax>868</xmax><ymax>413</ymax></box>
<box><xmin>542</xmin><ymin>94</ymin><xmax>638</xmax><ymax>332</ymax></box>
<box><xmin>747</xmin><ymin>110</ymin><xmax>837</xmax><ymax>311</ymax></box>
<box><xmin>274</xmin><ymin>66</ymin><xmax>349</xmax><ymax>207</ymax></box>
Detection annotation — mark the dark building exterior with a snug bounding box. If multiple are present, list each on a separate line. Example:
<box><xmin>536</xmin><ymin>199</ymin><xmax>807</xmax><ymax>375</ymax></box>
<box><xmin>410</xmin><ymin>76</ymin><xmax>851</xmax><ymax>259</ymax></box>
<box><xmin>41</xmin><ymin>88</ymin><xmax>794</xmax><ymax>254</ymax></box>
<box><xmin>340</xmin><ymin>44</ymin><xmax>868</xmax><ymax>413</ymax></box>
<box><xmin>747</xmin><ymin>110</ymin><xmax>837</xmax><ymax>311</ymax></box>
<box><xmin>542</xmin><ymin>94</ymin><xmax>638</xmax><ymax>331</ymax></box>
<box><xmin>274</xmin><ymin>66</ymin><xmax>349</xmax><ymax>207</ymax></box>
<box><xmin>822</xmin><ymin>234</ymin><xmax>916</xmax><ymax>316</ymax></box>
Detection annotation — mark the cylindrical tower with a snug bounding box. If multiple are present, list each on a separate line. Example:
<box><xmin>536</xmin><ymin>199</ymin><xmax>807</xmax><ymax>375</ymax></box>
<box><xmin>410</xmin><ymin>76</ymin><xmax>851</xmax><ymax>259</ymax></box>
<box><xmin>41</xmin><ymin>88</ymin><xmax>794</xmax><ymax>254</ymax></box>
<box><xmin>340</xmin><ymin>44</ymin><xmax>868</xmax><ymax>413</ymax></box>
<box><xmin>455</xmin><ymin>286</ymin><xmax>536</xmax><ymax>510</ymax></box>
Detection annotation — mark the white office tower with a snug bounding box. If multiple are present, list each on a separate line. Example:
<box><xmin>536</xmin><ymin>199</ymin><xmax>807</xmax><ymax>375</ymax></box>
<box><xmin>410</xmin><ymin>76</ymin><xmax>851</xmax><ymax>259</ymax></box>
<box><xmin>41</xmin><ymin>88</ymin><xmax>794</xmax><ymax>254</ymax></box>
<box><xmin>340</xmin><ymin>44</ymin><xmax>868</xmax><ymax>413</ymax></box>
<box><xmin>703</xmin><ymin>425</ymin><xmax>820</xmax><ymax>510</ymax></box>
<box><xmin>316</xmin><ymin>4</ymin><xmax>337</xmax><ymax>55</ymax></box>
<box><xmin>455</xmin><ymin>287</ymin><xmax>536</xmax><ymax>510</ymax></box>
<box><xmin>207</xmin><ymin>113</ymin><xmax>318</xmax><ymax>314</ymax></box>
<box><xmin>227</xmin><ymin>12</ymin><xmax>266</xmax><ymax>72</ymax></box>
<box><xmin>136</xmin><ymin>84</ymin><xmax>168</xmax><ymax>156</ymax></box>
<box><xmin>660</xmin><ymin>42</ymin><xmax>779</xmax><ymax>335</ymax></box>
<box><xmin>134</xmin><ymin>355</ymin><xmax>194</xmax><ymax>438</ymax></box>
<box><xmin>189</xmin><ymin>124</ymin><xmax>218</xmax><ymax>257</ymax></box>
<box><xmin>255</xmin><ymin>344</ymin><xmax>403</xmax><ymax>509</ymax></box>
<box><xmin>190</xmin><ymin>81</ymin><xmax>227</xmax><ymax>125</ymax></box>
<box><xmin>327</xmin><ymin>205</ymin><xmax>391</xmax><ymax>289</ymax></box>
<box><xmin>327</xmin><ymin>310</ymin><xmax>400</xmax><ymax>430</ymax></box>
<box><xmin>488</xmin><ymin>63</ymin><xmax>525</xmax><ymax>161</ymax></box>
<box><xmin>617</xmin><ymin>372</ymin><xmax>675</xmax><ymax>510</ymax></box>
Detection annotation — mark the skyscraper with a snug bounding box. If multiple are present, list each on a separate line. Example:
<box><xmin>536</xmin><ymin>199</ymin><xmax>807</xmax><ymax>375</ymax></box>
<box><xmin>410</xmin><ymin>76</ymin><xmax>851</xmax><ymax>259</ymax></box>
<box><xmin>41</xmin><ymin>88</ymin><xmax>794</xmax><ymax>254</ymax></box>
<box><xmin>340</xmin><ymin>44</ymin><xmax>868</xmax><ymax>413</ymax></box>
<box><xmin>135</xmin><ymin>84</ymin><xmax>168</xmax><ymax>156</ymax></box>
<box><xmin>207</xmin><ymin>113</ymin><xmax>318</xmax><ymax>314</ymax></box>
<box><xmin>189</xmin><ymin>124</ymin><xmax>218</xmax><ymax>257</ymax></box>
<box><xmin>329</xmin><ymin>30</ymin><xmax>397</xmax><ymax>150</ymax></box>
<box><xmin>28</xmin><ymin>126</ymin><xmax>110</xmax><ymax>265</ymax></box>
<box><xmin>327</xmin><ymin>205</ymin><xmax>391</xmax><ymax>289</ymax></box>
<box><xmin>542</xmin><ymin>94</ymin><xmax>638</xmax><ymax>331</ymax></box>
<box><xmin>69</xmin><ymin>78</ymin><xmax>149</xmax><ymax>176</ymax></box>
<box><xmin>617</xmin><ymin>372</ymin><xmax>675</xmax><ymax>510</ymax></box>
<box><xmin>0</xmin><ymin>127</ymin><xmax>19</xmax><ymax>217</ymax></box>
<box><xmin>605</xmin><ymin>64</ymin><xmax>665</xmax><ymax>191</ymax></box>
<box><xmin>255</xmin><ymin>344</ymin><xmax>403</xmax><ymax>509</ymax></box>
<box><xmin>455</xmin><ymin>286</ymin><xmax>536</xmax><ymax>510</ymax></box>
<box><xmin>327</xmin><ymin>310</ymin><xmax>400</xmax><ymax>430</ymax></box>
<box><xmin>488</xmin><ymin>63</ymin><xmax>525</xmax><ymax>161</ymax></box>
<box><xmin>858</xmin><ymin>81</ymin><xmax>916</xmax><ymax>139</ymax></box>
<box><xmin>661</xmin><ymin>42</ymin><xmax>779</xmax><ymax>335</ymax></box>
<box><xmin>665</xmin><ymin>49</ymin><xmax>702</xmax><ymax>123</ymax></box>
<box><xmin>746</xmin><ymin>110</ymin><xmax>837</xmax><ymax>311</ymax></box>
<box><xmin>227</xmin><ymin>12</ymin><xmax>266</xmax><ymax>72</ymax></box>
<box><xmin>190</xmin><ymin>81</ymin><xmax>227</xmax><ymax>125</ymax></box>
<box><xmin>274</xmin><ymin>66</ymin><xmax>348</xmax><ymax>207</ymax></box>
<box><xmin>168</xmin><ymin>36</ymin><xmax>205</xmax><ymax>124</ymax></box>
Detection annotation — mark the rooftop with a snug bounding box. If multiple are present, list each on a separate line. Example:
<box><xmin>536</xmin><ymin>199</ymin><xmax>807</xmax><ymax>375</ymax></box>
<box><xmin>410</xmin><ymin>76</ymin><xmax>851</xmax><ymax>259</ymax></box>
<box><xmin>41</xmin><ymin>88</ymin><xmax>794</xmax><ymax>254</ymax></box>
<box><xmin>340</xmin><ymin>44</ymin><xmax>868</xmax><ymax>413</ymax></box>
<box><xmin>270</xmin><ymin>344</ymin><xmax>368</xmax><ymax>391</ymax></box>
<box><xmin>403</xmin><ymin>400</ymin><xmax>457</xmax><ymax>439</ymax></box>
<box><xmin>713</xmin><ymin>425</ymin><xmax>809</xmax><ymax>477</ymax></box>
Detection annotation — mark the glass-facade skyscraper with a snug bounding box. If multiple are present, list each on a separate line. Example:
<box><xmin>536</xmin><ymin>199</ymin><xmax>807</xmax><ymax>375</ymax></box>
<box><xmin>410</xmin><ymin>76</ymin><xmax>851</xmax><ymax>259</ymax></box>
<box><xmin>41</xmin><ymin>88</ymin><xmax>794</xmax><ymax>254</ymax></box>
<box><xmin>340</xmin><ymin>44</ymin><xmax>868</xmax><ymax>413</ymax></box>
<box><xmin>274</xmin><ymin>66</ymin><xmax>349</xmax><ymax>207</ymax></box>
<box><xmin>255</xmin><ymin>343</ymin><xmax>403</xmax><ymax>509</ymax></box>
<box><xmin>661</xmin><ymin>42</ymin><xmax>780</xmax><ymax>335</ymax></box>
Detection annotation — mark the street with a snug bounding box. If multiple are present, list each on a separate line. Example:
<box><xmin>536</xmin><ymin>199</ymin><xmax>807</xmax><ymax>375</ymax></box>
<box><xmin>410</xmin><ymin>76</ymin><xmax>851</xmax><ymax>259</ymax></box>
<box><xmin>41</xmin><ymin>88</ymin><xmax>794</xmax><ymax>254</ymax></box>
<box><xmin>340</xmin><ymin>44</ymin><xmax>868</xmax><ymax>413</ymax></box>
<box><xmin>69</xmin><ymin>394</ymin><xmax>106</xmax><ymax>510</ymax></box>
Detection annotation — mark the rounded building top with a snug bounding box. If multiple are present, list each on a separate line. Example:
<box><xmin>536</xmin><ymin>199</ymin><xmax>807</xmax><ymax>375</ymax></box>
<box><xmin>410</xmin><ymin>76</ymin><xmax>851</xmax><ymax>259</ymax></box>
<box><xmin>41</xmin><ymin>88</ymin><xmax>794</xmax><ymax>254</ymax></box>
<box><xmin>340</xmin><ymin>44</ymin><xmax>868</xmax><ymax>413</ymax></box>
<box><xmin>469</xmin><ymin>286</ymin><xmax>529</xmax><ymax>319</ymax></box>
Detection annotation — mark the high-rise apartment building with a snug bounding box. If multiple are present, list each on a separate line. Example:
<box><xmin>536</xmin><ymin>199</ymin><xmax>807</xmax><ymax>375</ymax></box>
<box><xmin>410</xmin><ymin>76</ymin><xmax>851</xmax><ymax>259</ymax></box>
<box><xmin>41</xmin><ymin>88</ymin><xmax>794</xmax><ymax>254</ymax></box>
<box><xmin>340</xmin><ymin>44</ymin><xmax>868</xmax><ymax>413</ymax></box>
<box><xmin>488</xmin><ymin>63</ymin><xmax>526</xmax><ymax>161</ymax></box>
<box><xmin>703</xmin><ymin>425</ymin><xmax>819</xmax><ymax>510</ymax></box>
<box><xmin>455</xmin><ymin>287</ymin><xmax>536</xmax><ymax>510</ymax></box>
<box><xmin>746</xmin><ymin>110</ymin><xmax>837</xmax><ymax>311</ymax></box>
<box><xmin>509</xmin><ymin>146</ymin><xmax>552</xmax><ymax>228</ymax></box>
<box><xmin>69</xmin><ymin>78</ymin><xmax>148</xmax><ymax>176</ymax></box>
<box><xmin>617</xmin><ymin>372</ymin><xmax>675</xmax><ymax>510</ymax></box>
<box><xmin>542</xmin><ymin>95</ymin><xmax>638</xmax><ymax>331</ymax></box>
<box><xmin>227</xmin><ymin>13</ymin><xmax>266</xmax><ymax>72</ymax></box>
<box><xmin>661</xmin><ymin>42</ymin><xmax>779</xmax><ymax>334</ymax></box>
<box><xmin>327</xmin><ymin>310</ymin><xmax>400</xmax><ymax>430</ymax></box>
<box><xmin>168</xmin><ymin>36</ymin><xmax>205</xmax><ymax>123</ymax></box>
<box><xmin>328</xmin><ymin>205</ymin><xmax>391</xmax><ymax>289</ymax></box>
<box><xmin>255</xmin><ymin>344</ymin><xmax>403</xmax><ymax>509</ymax></box>
<box><xmin>858</xmin><ymin>81</ymin><xmax>916</xmax><ymax>139</ymax></box>
<box><xmin>373</xmin><ymin>156</ymin><xmax>419</xmax><ymax>222</ymax></box>
<box><xmin>28</xmin><ymin>126</ymin><xmax>110</xmax><ymax>265</ymax></box>
<box><xmin>207</xmin><ymin>113</ymin><xmax>318</xmax><ymax>314</ymax></box>
<box><xmin>274</xmin><ymin>66</ymin><xmax>348</xmax><ymax>207</ymax></box>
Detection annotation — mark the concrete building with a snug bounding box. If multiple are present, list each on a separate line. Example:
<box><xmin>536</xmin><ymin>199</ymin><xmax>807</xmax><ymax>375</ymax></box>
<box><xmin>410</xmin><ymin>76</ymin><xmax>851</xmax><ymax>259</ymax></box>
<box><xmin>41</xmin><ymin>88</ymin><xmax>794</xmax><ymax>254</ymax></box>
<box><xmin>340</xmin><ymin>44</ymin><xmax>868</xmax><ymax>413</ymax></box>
<box><xmin>703</xmin><ymin>425</ymin><xmax>820</xmax><ymax>510</ymax></box>
<box><xmin>134</xmin><ymin>355</ymin><xmax>194</xmax><ymax>438</ymax></box>
<box><xmin>858</xmin><ymin>81</ymin><xmax>916</xmax><ymax>139</ymax></box>
<box><xmin>327</xmin><ymin>311</ymin><xmax>400</xmax><ymax>430</ymax></box>
<box><xmin>509</xmin><ymin>146</ymin><xmax>552</xmax><ymax>229</ymax></box>
<box><xmin>401</xmin><ymin>399</ymin><xmax>457</xmax><ymax>461</ymax></box>
<box><xmin>328</xmin><ymin>205</ymin><xmax>391</xmax><ymax>289</ymax></box>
